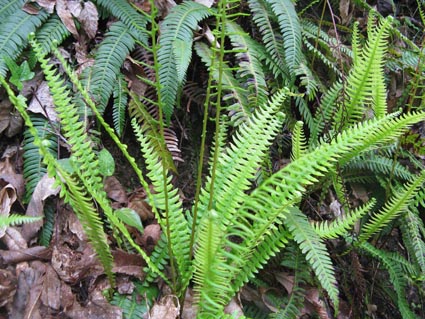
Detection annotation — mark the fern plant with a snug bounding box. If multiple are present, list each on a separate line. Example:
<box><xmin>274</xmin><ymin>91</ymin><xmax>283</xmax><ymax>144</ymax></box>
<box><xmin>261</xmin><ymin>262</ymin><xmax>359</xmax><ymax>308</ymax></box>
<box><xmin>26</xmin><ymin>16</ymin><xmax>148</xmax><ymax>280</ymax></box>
<box><xmin>1</xmin><ymin>1</ymin><xmax>425</xmax><ymax>318</ymax></box>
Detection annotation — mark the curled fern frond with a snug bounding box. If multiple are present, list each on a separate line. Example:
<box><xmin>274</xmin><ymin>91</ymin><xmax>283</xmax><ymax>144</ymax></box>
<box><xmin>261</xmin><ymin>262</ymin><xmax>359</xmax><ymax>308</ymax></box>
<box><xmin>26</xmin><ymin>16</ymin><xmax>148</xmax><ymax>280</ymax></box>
<box><xmin>158</xmin><ymin>0</ymin><xmax>211</xmax><ymax>121</ymax></box>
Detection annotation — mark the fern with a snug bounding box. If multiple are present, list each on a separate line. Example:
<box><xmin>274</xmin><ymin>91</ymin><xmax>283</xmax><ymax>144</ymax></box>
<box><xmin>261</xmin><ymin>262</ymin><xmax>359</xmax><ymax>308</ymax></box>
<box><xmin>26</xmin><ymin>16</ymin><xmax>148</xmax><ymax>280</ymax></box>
<box><xmin>88</xmin><ymin>21</ymin><xmax>137</xmax><ymax>114</ymax></box>
<box><xmin>93</xmin><ymin>0</ymin><xmax>149</xmax><ymax>43</ymax></box>
<box><xmin>359</xmin><ymin>242</ymin><xmax>418</xmax><ymax>319</ymax></box>
<box><xmin>358</xmin><ymin>171</ymin><xmax>425</xmax><ymax>243</ymax></box>
<box><xmin>265</xmin><ymin>0</ymin><xmax>303</xmax><ymax>78</ymax></box>
<box><xmin>157</xmin><ymin>1</ymin><xmax>211</xmax><ymax>121</ymax></box>
<box><xmin>23</xmin><ymin>114</ymin><xmax>58</xmax><ymax>203</ymax></box>
<box><xmin>31</xmin><ymin>14</ymin><xmax>70</xmax><ymax>57</ymax></box>
<box><xmin>313</xmin><ymin>199</ymin><xmax>376</xmax><ymax>239</ymax></box>
<box><xmin>0</xmin><ymin>214</ymin><xmax>42</xmax><ymax>228</ymax></box>
<box><xmin>284</xmin><ymin>207</ymin><xmax>339</xmax><ymax>310</ymax></box>
<box><xmin>0</xmin><ymin>8</ymin><xmax>49</xmax><ymax>76</ymax></box>
<box><xmin>291</xmin><ymin>121</ymin><xmax>307</xmax><ymax>161</ymax></box>
<box><xmin>112</xmin><ymin>73</ymin><xmax>128</xmax><ymax>137</ymax></box>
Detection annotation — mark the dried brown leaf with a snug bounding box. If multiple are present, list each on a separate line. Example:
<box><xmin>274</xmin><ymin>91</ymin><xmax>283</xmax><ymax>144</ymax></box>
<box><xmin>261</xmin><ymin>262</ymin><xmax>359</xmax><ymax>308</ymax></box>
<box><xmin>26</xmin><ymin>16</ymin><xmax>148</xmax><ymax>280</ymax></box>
<box><xmin>0</xmin><ymin>99</ymin><xmax>23</xmax><ymax>138</ymax></box>
<box><xmin>22</xmin><ymin>174</ymin><xmax>60</xmax><ymax>241</ymax></box>
<box><xmin>78</xmin><ymin>1</ymin><xmax>98</xmax><ymax>39</ymax></box>
<box><xmin>56</xmin><ymin>0</ymin><xmax>79</xmax><ymax>38</ymax></box>
<box><xmin>104</xmin><ymin>176</ymin><xmax>128</xmax><ymax>204</ymax></box>
<box><xmin>28</xmin><ymin>81</ymin><xmax>58</xmax><ymax>122</ymax></box>
<box><xmin>0</xmin><ymin>269</ymin><xmax>17</xmax><ymax>307</ymax></box>
<box><xmin>0</xmin><ymin>184</ymin><xmax>17</xmax><ymax>238</ymax></box>
<box><xmin>112</xmin><ymin>250</ymin><xmax>145</xmax><ymax>279</ymax></box>
<box><xmin>150</xmin><ymin>295</ymin><xmax>179</xmax><ymax>319</ymax></box>
<box><xmin>33</xmin><ymin>0</ymin><xmax>56</xmax><ymax>13</ymax></box>
<box><xmin>40</xmin><ymin>265</ymin><xmax>61</xmax><ymax>310</ymax></box>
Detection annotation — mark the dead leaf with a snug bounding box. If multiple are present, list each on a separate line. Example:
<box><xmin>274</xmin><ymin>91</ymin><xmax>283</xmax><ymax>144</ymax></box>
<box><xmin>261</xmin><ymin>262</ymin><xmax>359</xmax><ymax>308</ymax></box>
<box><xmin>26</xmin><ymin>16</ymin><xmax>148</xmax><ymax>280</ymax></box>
<box><xmin>150</xmin><ymin>295</ymin><xmax>179</xmax><ymax>319</ymax></box>
<box><xmin>0</xmin><ymin>98</ymin><xmax>23</xmax><ymax>138</ymax></box>
<box><xmin>112</xmin><ymin>250</ymin><xmax>145</xmax><ymax>279</ymax></box>
<box><xmin>128</xmin><ymin>190</ymin><xmax>154</xmax><ymax>221</ymax></box>
<box><xmin>78</xmin><ymin>1</ymin><xmax>98</xmax><ymax>39</ymax></box>
<box><xmin>40</xmin><ymin>265</ymin><xmax>61</xmax><ymax>310</ymax></box>
<box><xmin>34</xmin><ymin>0</ymin><xmax>56</xmax><ymax>13</ymax></box>
<box><xmin>0</xmin><ymin>157</ymin><xmax>24</xmax><ymax>199</ymax></box>
<box><xmin>224</xmin><ymin>297</ymin><xmax>244</xmax><ymax>318</ymax></box>
<box><xmin>2</xmin><ymin>228</ymin><xmax>27</xmax><ymax>251</ymax></box>
<box><xmin>28</xmin><ymin>81</ymin><xmax>58</xmax><ymax>122</ymax></box>
<box><xmin>339</xmin><ymin>0</ymin><xmax>352</xmax><ymax>25</ymax></box>
<box><xmin>56</xmin><ymin>0</ymin><xmax>79</xmax><ymax>38</ymax></box>
<box><xmin>141</xmin><ymin>224</ymin><xmax>161</xmax><ymax>251</ymax></box>
<box><xmin>0</xmin><ymin>184</ymin><xmax>17</xmax><ymax>238</ymax></box>
<box><xmin>22</xmin><ymin>174</ymin><xmax>60</xmax><ymax>241</ymax></box>
<box><xmin>0</xmin><ymin>246</ymin><xmax>51</xmax><ymax>265</ymax></box>
<box><xmin>51</xmin><ymin>244</ymin><xmax>104</xmax><ymax>285</ymax></box>
<box><xmin>194</xmin><ymin>0</ymin><xmax>214</xmax><ymax>7</ymax></box>
<box><xmin>0</xmin><ymin>268</ymin><xmax>17</xmax><ymax>307</ymax></box>
<box><xmin>104</xmin><ymin>176</ymin><xmax>128</xmax><ymax>204</ymax></box>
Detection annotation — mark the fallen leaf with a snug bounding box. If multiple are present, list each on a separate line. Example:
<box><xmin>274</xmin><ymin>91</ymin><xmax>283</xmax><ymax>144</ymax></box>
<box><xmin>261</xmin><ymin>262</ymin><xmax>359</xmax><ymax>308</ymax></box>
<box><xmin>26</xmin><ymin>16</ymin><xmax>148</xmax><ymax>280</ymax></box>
<box><xmin>28</xmin><ymin>81</ymin><xmax>58</xmax><ymax>122</ymax></box>
<box><xmin>40</xmin><ymin>265</ymin><xmax>61</xmax><ymax>310</ymax></box>
<box><xmin>128</xmin><ymin>191</ymin><xmax>154</xmax><ymax>221</ymax></box>
<box><xmin>112</xmin><ymin>250</ymin><xmax>145</xmax><ymax>279</ymax></box>
<box><xmin>34</xmin><ymin>0</ymin><xmax>56</xmax><ymax>13</ymax></box>
<box><xmin>0</xmin><ymin>269</ymin><xmax>17</xmax><ymax>307</ymax></box>
<box><xmin>104</xmin><ymin>176</ymin><xmax>128</xmax><ymax>204</ymax></box>
<box><xmin>141</xmin><ymin>224</ymin><xmax>161</xmax><ymax>251</ymax></box>
<box><xmin>0</xmin><ymin>98</ymin><xmax>23</xmax><ymax>138</ymax></box>
<box><xmin>150</xmin><ymin>295</ymin><xmax>179</xmax><ymax>319</ymax></box>
<box><xmin>0</xmin><ymin>184</ymin><xmax>17</xmax><ymax>238</ymax></box>
<box><xmin>56</xmin><ymin>0</ymin><xmax>79</xmax><ymax>38</ymax></box>
<box><xmin>22</xmin><ymin>174</ymin><xmax>60</xmax><ymax>241</ymax></box>
<box><xmin>78</xmin><ymin>1</ymin><xmax>98</xmax><ymax>39</ymax></box>
<box><xmin>339</xmin><ymin>0</ymin><xmax>352</xmax><ymax>25</ymax></box>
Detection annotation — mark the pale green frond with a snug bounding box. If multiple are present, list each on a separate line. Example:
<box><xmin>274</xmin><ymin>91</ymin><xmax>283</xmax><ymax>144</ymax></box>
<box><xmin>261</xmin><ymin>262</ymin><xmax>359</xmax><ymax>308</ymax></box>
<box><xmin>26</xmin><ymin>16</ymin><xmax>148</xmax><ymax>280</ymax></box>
<box><xmin>291</xmin><ymin>121</ymin><xmax>307</xmax><ymax>161</ymax></box>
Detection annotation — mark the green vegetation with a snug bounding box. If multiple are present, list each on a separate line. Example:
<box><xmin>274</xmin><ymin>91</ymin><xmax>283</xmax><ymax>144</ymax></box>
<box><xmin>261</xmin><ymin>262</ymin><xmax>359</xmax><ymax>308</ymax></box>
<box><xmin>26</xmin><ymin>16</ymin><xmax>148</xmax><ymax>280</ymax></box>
<box><xmin>1</xmin><ymin>0</ymin><xmax>425</xmax><ymax>318</ymax></box>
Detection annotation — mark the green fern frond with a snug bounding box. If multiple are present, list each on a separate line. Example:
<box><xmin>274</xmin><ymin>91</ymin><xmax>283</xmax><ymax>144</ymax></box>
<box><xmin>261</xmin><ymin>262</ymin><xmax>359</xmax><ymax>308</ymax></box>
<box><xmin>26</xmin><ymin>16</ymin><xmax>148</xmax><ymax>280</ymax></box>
<box><xmin>0</xmin><ymin>214</ymin><xmax>42</xmax><ymax>228</ymax></box>
<box><xmin>132</xmin><ymin>118</ymin><xmax>191</xmax><ymax>294</ymax></box>
<box><xmin>193</xmin><ymin>209</ymin><xmax>234</xmax><ymax>317</ymax></box>
<box><xmin>23</xmin><ymin>114</ymin><xmax>58</xmax><ymax>203</ymax></box>
<box><xmin>291</xmin><ymin>121</ymin><xmax>307</xmax><ymax>161</ymax></box>
<box><xmin>359</xmin><ymin>242</ymin><xmax>418</xmax><ymax>319</ymax></box>
<box><xmin>47</xmin><ymin>43</ymin><xmax>170</xmax><ymax>286</ymax></box>
<box><xmin>313</xmin><ymin>199</ymin><xmax>376</xmax><ymax>239</ymax></box>
<box><xmin>285</xmin><ymin>207</ymin><xmax>339</xmax><ymax>310</ymax></box>
<box><xmin>39</xmin><ymin>199</ymin><xmax>55</xmax><ymax>246</ymax></box>
<box><xmin>0</xmin><ymin>0</ymin><xmax>24</xmax><ymax>21</ymax></box>
<box><xmin>309</xmin><ymin>81</ymin><xmax>343</xmax><ymax>146</ymax></box>
<box><xmin>335</xmin><ymin>17</ymin><xmax>392</xmax><ymax>128</ymax></box>
<box><xmin>31</xmin><ymin>14</ymin><xmax>70</xmax><ymax>57</ymax></box>
<box><xmin>248</xmin><ymin>0</ymin><xmax>287</xmax><ymax>79</ymax></box>
<box><xmin>344</xmin><ymin>153</ymin><xmax>415</xmax><ymax>181</ymax></box>
<box><xmin>89</xmin><ymin>21</ymin><xmax>136</xmax><ymax>113</ymax></box>
<box><xmin>142</xmin><ymin>233</ymin><xmax>170</xmax><ymax>285</ymax></box>
<box><xmin>265</xmin><ymin>0</ymin><xmax>302</xmax><ymax>76</ymax></box>
<box><xmin>112</xmin><ymin>73</ymin><xmax>128</xmax><ymax>137</ymax></box>
<box><xmin>94</xmin><ymin>0</ymin><xmax>149</xmax><ymax>43</ymax></box>
<box><xmin>158</xmin><ymin>1</ymin><xmax>211</xmax><ymax>121</ymax></box>
<box><xmin>194</xmin><ymin>41</ymin><xmax>250</xmax><ymax>126</ymax></box>
<box><xmin>358</xmin><ymin>171</ymin><xmax>425</xmax><ymax>243</ymax></box>
<box><xmin>401</xmin><ymin>209</ymin><xmax>425</xmax><ymax>274</ymax></box>
<box><xmin>0</xmin><ymin>8</ymin><xmax>49</xmax><ymax>76</ymax></box>
<box><xmin>225</xmin><ymin>20</ymin><xmax>268</xmax><ymax>109</ymax></box>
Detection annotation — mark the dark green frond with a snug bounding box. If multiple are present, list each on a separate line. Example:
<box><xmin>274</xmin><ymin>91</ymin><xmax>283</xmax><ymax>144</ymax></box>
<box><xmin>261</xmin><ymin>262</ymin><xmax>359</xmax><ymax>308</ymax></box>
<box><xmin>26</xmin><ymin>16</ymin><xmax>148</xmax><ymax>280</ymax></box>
<box><xmin>265</xmin><ymin>0</ymin><xmax>302</xmax><ymax>76</ymax></box>
<box><xmin>359</xmin><ymin>242</ymin><xmax>418</xmax><ymax>319</ymax></box>
<box><xmin>31</xmin><ymin>14</ymin><xmax>70</xmax><ymax>57</ymax></box>
<box><xmin>94</xmin><ymin>0</ymin><xmax>149</xmax><ymax>43</ymax></box>
<box><xmin>158</xmin><ymin>1</ymin><xmax>211</xmax><ymax>121</ymax></box>
<box><xmin>23</xmin><ymin>114</ymin><xmax>58</xmax><ymax>203</ymax></box>
<box><xmin>358</xmin><ymin>171</ymin><xmax>425</xmax><ymax>243</ymax></box>
<box><xmin>112</xmin><ymin>73</ymin><xmax>128</xmax><ymax>137</ymax></box>
<box><xmin>0</xmin><ymin>9</ymin><xmax>49</xmax><ymax>76</ymax></box>
<box><xmin>0</xmin><ymin>0</ymin><xmax>25</xmax><ymax>22</ymax></box>
<box><xmin>89</xmin><ymin>21</ymin><xmax>136</xmax><ymax>113</ymax></box>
